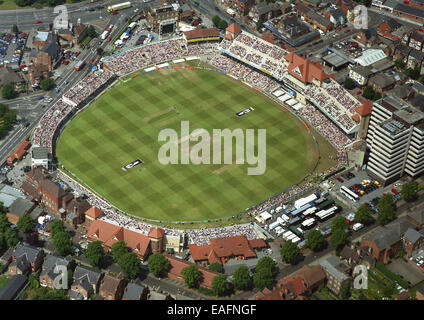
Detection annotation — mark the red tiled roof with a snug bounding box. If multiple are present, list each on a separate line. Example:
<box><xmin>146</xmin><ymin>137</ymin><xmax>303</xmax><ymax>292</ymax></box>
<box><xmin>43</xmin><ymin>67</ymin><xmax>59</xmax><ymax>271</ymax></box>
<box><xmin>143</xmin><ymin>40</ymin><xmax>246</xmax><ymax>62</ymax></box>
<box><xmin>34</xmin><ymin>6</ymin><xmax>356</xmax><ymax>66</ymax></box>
<box><xmin>86</xmin><ymin>220</ymin><xmax>151</xmax><ymax>258</ymax></box>
<box><xmin>352</xmin><ymin>114</ymin><xmax>360</xmax><ymax>123</ymax></box>
<box><xmin>226</xmin><ymin>23</ymin><xmax>241</xmax><ymax>34</ymax></box>
<box><xmin>355</xmin><ymin>99</ymin><xmax>373</xmax><ymax>116</ymax></box>
<box><xmin>183</xmin><ymin>28</ymin><xmax>219</xmax><ymax>40</ymax></box>
<box><xmin>280</xmin><ymin>275</ymin><xmax>306</xmax><ymax>296</ymax></box>
<box><xmin>7</xmin><ymin>140</ymin><xmax>30</xmax><ymax>163</ymax></box>
<box><xmin>85</xmin><ymin>207</ymin><xmax>103</xmax><ymax>219</ymax></box>
<box><xmin>284</xmin><ymin>53</ymin><xmax>331</xmax><ymax>84</ymax></box>
<box><xmin>165</xmin><ymin>254</ymin><xmax>220</xmax><ymax>288</ymax></box>
<box><xmin>189</xmin><ymin>236</ymin><xmax>263</xmax><ymax>264</ymax></box>
<box><xmin>148</xmin><ymin>227</ymin><xmax>165</xmax><ymax>239</ymax></box>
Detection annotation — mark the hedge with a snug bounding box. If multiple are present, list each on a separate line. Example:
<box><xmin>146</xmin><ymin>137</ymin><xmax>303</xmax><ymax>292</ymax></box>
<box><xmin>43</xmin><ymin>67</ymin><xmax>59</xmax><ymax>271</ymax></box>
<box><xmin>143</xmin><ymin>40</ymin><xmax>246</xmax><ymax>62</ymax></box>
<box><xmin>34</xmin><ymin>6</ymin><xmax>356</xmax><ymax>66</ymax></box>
<box><xmin>375</xmin><ymin>262</ymin><xmax>409</xmax><ymax>289</ymax></box>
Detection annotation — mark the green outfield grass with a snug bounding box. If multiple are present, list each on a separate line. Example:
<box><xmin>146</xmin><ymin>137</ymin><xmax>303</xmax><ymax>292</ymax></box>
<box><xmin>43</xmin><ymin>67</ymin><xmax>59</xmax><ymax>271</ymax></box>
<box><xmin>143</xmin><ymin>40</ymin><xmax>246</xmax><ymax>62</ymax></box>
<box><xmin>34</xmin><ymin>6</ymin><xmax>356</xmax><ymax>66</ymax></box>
<box><xmin>56</xmin><ymin>68</ymin><xmax>333</xmax><ymax>222</ymax></box>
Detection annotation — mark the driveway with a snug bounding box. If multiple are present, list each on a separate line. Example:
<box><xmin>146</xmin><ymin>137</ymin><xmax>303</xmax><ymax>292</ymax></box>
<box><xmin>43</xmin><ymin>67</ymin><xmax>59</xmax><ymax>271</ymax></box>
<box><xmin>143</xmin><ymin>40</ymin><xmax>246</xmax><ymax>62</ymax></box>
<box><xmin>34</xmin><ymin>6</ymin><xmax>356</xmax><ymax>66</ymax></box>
<box><xmin>387</xmin><ymin>259</ymin><xmax>424</xmax><ymax>287</ymax></box>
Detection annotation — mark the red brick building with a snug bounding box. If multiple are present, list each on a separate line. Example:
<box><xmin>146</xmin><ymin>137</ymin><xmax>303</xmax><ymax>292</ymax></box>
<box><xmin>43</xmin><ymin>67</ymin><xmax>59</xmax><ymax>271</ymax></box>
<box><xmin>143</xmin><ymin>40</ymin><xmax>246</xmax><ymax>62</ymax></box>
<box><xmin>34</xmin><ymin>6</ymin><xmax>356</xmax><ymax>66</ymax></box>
<box><xmin>99</xmin><ymin>274</ymin><xmax>126</xmax><ymax>300</ymax></box>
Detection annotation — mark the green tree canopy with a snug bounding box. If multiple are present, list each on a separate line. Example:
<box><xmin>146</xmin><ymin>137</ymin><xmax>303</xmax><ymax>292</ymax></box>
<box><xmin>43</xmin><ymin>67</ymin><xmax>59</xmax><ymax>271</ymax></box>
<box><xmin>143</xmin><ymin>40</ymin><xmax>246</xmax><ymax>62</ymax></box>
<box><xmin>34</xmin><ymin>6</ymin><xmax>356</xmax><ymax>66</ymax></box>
<box><xmin>253</xmin><ymin>267</ymin><xmax>273</xmax><ymax>291</ymax></box>
<box><xmin>256</xmin><ymin>21</ymin><xmax>263</xmax><ymax>30</ymax></box>
<box><xmin>181</xmin><ymin>265</ymin><xmax>203</xmax><ymax>288</ymax></box>
<box><xmin>330</xmin><ymin>228</ymin><xmax>349</xmax><ymax>251</ymax></box>
<box><xmin>394</xmin><ymin>59</ymin><xmax>406</xmax><ymax>69</ymax></box>
<box><xmin>84</xmin><ymin>241</ymin><xmax>106</xmax><ymax>268</ymax></box>
<box><xmin>212</xmin><ymin>15</ymin><xmax>221</xmax><ymax>27</ymax></box>
<box><xmin>40</xmin><ymin>78</ymin><xmax>54</xmax><ymax>91</ymax></box>
<box><xmin>344</xmin><ymin>78</ymin><xmax>355</xmax><ymax>90</ymax></box>
<box><xmin>2</xmin><ymin>83</ymin><xmax>16</xmax><ymax>99</ymax></box>
<box><xmin>401</xmin><ymin>180</ymin><xmax>419</xmax><ymax>202</ymax></box>
<box><xmin>355</xmin><ymin>204</ymin><xmax>373</xmax><ymax>225</ymax></box>
<box><xmin>219</xmin><ymin>19</ymin><xmax>228</xmax><ymax>30</ymax></box>
<box><xmin>53</xmin><ymin>231</ymin><xmax>73</xmax><ymax>256</ymax></box>
<box><xmin>212</xmin><ymin>274</ymin><xmax>230</xmax><ymax>297</ymax></box>
<box><xmin>12</xmin><ymin>25</ymin><xmax>19</xmax><ymax>34</ymax></box>
<box><xmin>0</xmin><ymin>213</ymin><xmax>11</xmax><ymax>233</ymax></box>
<box><xmin>340</xmin><ymin>280</ymin><xmax>351</xmax><ymax>299</ymax></box>
<box><xmin>4</xmin><ymin>228</ymin><xmax>19</xmax><ymax>247</ymax></box>
<box><xmin>377</xmin><ymin>194</ymin><xmax>396</xmax><ymax>225</ymax></box>
<box><xmin>147</xmin><ymin>253</ymin><xmax>170</xmax><ymax>277</ymax></box>
<box><xmin>49</xmin><ymin>219</ymin><xmax>65</xmax><ymax>239</ymax></box>
<box><xmin>256</xmin><ymin>256</ymin><xmax>276</xmax><ymax>274</ymax></box>
<box><xmin>362</xmin><ymin>85</ymin><xmax>375</xmax><ymax>100</ymax></box>
<box><xmin>87</xmin><ymin>25</ymin><xmax>97</xmax><ymax>38</ymax></box>
<box><xmin>118</xmin><ymin>252</ymin><xmax>140</xmax><ymax>279</ymax></box>
<box><xmin>331</xmin><ymin>216</ymin><xmax>349</xmax><ymax>233</ymax></box>
<box><xmin>232</xmin><ymin>265</ymin><xmax>251</xmax><ymax>291</ymax></box>
<box><xmin>306</xmin><ymin>229</ymin><xmax>326</xmax><ymax>251</ymax></box>
<box><xmin>111</xmin><ymin>240</ymin><xmax>127</xmax><ymax>263</ymax></box>
<box><xmin>28</xmin><ymin>288</ymin><xmax>70</xmax><ymax>300</ymax></box>
<box><xmin>208</xmin><ymin>262</ymin><xmax>223</xmax><ymax>273</ymax></box>
<box><xmin>17</xmin><ymin>213</ymin><xmax>35</xmax><ymax>233</ymax></box>
<box><xmin>280</xmin><ymin>240</ymin><xmax>301</xmax><ymax>264</ymax></box>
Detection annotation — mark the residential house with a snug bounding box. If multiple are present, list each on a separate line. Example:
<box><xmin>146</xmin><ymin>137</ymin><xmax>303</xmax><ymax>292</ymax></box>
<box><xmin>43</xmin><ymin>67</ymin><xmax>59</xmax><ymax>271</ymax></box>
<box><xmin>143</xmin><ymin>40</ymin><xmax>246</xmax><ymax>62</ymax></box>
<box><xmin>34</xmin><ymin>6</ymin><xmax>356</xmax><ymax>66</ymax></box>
<box><xmin>368</xmin><ymin>73</ymin><xmax>396</xmax><ymax>93</ymax></box>
<box><xmin>277</xmin><ymin>275</ymin><xmax>307</xmax><ymax>299</ymax></box>
<box><xmin>296</xmin><ymin>3</ymin><xmax>334</xmax><ymax>32</ymax></box>
<box><xmin>8</xmin><ymin>243</ymin><xmax>44</xmax><ymax>277</ymax></box>
<box><xmin>402</xmin><ymin>227</ymin><xmax>424</xmax><ymax>257</ymax></box>
<box><xmin>0</xmin><ymin>67</ymin><xmax>24</xmax><ymax>89</ymax></box>
<box><xmin>73</xmin><ymin>23</ymin><xmax>88</xmax><ymax>45</ymax></box>
<box><xmin>416</xmin><ymin>285</ymin><xmax>424</xmax><ymax>300</ymax></box>
<box><xmin>248</xmin><ymin>2</ymin><xmax>281</xmax><ymax>23</ymax></box>
<box><xmin>148</xmin><ymin>290</ymin><xmax>173</xmax><ymax>300</ymax></box>
<box><xmin>255</xmin><ymin>287</ymin><xmax>284</xmax><ymax>300</ymax></box>
<box><xmin>386</xmin><ymin>84</ymin><xmax>414</xmax><ymax>100</ymax></box>
<box><xmin>6</xmin><ymin>198</ymin><xmax>37</xmax><ymax>225</ymax></box>
<box><xmin>361</xmin><ymin>216</ymin><xmax>415</xmax><ymax>264</ymax></box>
<box><xmin>326</xmin><ymin>8</ymin><xmax>346</xmax><ymax>27</ymax></box>
<box><xmin>30</xmin><ymin>38</ymin><xmax>63</xmax><ymax>71</ymax></box>
<box><xmin>32</xmin><ymin>31</ymin><xmax>55</xmax><ymax>50</ymax></box>
<box><xmin>99</xmin><ymin>273</ymin><xmax>126</xmax><ymax>300</ymax></box>
<box><xmin>122</xmin><ymin>282</ymin><xmax>148</xmax><ymax>300</ymax></box>
<box><xmin>349</xmin><ymin>65</ymin><xmax>373</xmax><ymax>86</ymax></box>
<box><xmin>56</xmin><ymin>28</ymin><xmax>73</xmax><ymax>48</ymax></box>
<box><xmin>408</xmin><ymin>30</ymin><xmax>424</xmax><ymax>51</ymax></box>
<box><xmin>378</xmin><ymin>18</ymin><xmax>402</xmax><ymax>39</ymax></box>
<box><xmin>407</xmin><ymin>49</ymin><xmax>424</xmax><ymax>73</ymax></box>
<box><xmin>319</xmin><ymin>256</ymin><xmax>350</xmax><ymax>295</ymax></box>
<box><xmin>295</xmin><ymin>265</ymin><xmax>326</xmax><ymax>295</ymax></box>
<box><xmin>70</xmin><ymin>265</ymin><xmax>102</xmax><ymax>300</ymax></box>
<box><xmin>39</xmin><ymin>254</ymin><xmax>71</xmax><ymax>289</ymax></box>
<box><xmin>234</xmin><ymin>0</ymin><xmax>255</xmax><ymax>16</ymax></box>
<box><xmin>339</xmin><ymin>244</ymin><xmax>376</xmax><ymax>270</ymax></box>
<box><xmin>28</xmin><ymin>63</ymin><xmax>49</xmax><ymax>84</ymax></box>
<box><xmin>0</xmin><ymin>248</ymin><xmax>14</xmax><ymax>272</ymax></box>
<box><xmin>356</xmin><ymin>28</ymin><xmax>378</xmax><ymax>47</ymax></box>
<box><xmin>394</xmin><ymin>44</ymin><xmax>412</xmax><ymax>63</ymax></box>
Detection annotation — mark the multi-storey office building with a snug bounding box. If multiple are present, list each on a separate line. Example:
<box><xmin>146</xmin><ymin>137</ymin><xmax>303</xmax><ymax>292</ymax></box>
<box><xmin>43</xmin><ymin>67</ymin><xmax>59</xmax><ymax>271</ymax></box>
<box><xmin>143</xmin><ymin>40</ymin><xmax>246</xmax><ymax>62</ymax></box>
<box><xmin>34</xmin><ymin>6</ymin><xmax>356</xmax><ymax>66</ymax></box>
<box><xmin>366</xmin><ymin>95</ymin><xmax>424</xmax><ymax>185</ymax></box>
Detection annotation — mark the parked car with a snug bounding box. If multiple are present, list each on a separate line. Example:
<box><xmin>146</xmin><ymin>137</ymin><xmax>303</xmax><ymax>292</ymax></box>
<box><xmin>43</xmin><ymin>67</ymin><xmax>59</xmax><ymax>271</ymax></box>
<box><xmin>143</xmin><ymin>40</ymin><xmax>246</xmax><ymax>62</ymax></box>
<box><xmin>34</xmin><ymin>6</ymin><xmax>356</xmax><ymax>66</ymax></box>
<box><xmin>34</xmin><ymin>20</ymin><xmax>42</xmax><ymax>24</ymax></box>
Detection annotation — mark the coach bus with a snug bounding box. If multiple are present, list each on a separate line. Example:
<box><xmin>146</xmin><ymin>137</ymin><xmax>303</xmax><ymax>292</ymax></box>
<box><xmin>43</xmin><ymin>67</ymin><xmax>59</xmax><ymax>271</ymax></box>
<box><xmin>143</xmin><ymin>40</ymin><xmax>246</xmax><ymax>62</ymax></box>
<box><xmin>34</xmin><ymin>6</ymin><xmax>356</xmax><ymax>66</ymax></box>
<box><xmin>107</xmin><ymin>1</ymin><xmax>131</xmax><ymax>12</ymax></box>
<box><xmin>317</xmin><ymin>199</ymin><xmax>335</xmax><ymax>211</ymax></box>
<box><xmin>315</xmin><ymin>206</ymin><xmax>339</xmax><ymax>221</ymax></box>
<box><xmin>340</xmin><ymin>186</ymin><xmax>359</xmax><ymax>202</ymax></box>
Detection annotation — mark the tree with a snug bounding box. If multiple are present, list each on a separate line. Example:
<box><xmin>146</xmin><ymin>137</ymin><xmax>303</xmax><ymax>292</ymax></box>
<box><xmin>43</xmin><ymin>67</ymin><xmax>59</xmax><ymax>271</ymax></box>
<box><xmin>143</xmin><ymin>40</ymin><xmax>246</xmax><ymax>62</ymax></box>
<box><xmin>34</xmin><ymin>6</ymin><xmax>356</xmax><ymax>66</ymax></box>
<box><xmin>256</xmin><ymin>21</ymin><xmax>263</xmax><ymax>30</ymax></box>
<box><xmin>219</xmin><ymin>19</ymin><xmax>228</xmax><ymax>30</ymax></box>
<box><xmin>49</xmin><ymin>220</ymin><xmax>65</xmax><ymax>239</ymax></box>
<box><xmin>377</xmin><ymin>194</ymin><xmax>396</xmax><ymax>225</ymax></box>
<box><xmin>17</xmin><ymin>213</ymin><xmax>35</xmax><ymax>233</ymax></box>
<box><xmin>212</xmin><ymin>274</ymin><xmax>230</xmax><ymax>297</ymax></box>
<box><xmin>4</xmin><ymin>228</ymin><xmax>19</xmax><ymax>247</ymax></box>
<box><xmin>362</xmin><ymin>0</ymin><xmax>372</xmax><ymax>7</ymax></box>
<box><xmin>96</xmin><ymin>48</ymin><xmax>104</xmax><ymax>56</ymax></box>
<box><xmin>208</xmin><ymin>262</ymin><xmax>223</xmax><ymax>273</ymax></box>
<box><xmin>117</xmin><ymin>252</ymin><xmax>140</xmax><ymax>279</ymax></box>
<box><xmin>40</xmin><ymin>78</ymin><xmax>54</xmax><ymax>91</ymax></box>
<box><xmin>344</xmin><ymin>78</ymin><xmax>355</xmax><ymax>90</ymax></box>
<box><xmin>14</xmin><ymin>0</ymin><xmax>33</xmax><ymax>6</ymax></box>
<box><xmin>253</xmin><ymin>267</ymin><xmax>273</xmax><ymax>291</ymax></box>
<box><xmin>256</xmin><ymin>256</ymin><xmax>276</xmax><ymax>274</ymax></box>
<box><xmin>147</xmin><ymin>253</ymin><xmax>170</xmax><ymax>277</ymax></box>
<box><xmin>401</xmin><ymin>180</ymin><xmax>419</xmax><ymax>202</ymax></box>
<box><xmin>355</xmin><ymin>204</ymin><xmax>373</xmax><ymax>225</ymax></box>
<box><xmin>373</xmin><ymin>91</ymin><xmax>382</xmax><ymax>101</ymax></box>
<box><xmin>111</xmin><ymin>240</ymin><xmax>127</xmax><ymax>263</ymax></box>
<box><xmin>181</xmin><ymin>265</ymin><xmax>202</xmax><ymax>288</ymax></box>
<box><xmin>87</xmin><ymin>25</ymin><xmax>97</xmax><ymax>38</ymax></box>
<box><xmin>331</xmin><ymin>216</ymin><xmax>349</xmax><ymax>233</ymax></box>
<box><xmin>232</xmin><ymin>266</ymin><xmax>251</xmax><ymax>291</ymax></box>
<box><xmin>12</xmin><ymin>25</ymin><xmax>19</xmax><ymax>34</ymax></box>
<box><xmin>2</xmin><ymin>83</ymin><xmax>16</xmax><ymax>99</ymax></box>
<box><xmin>306</xmin><ymin>229</ymin><xmax>325</xmax><ymax>251</ymax></box>
<box><xmin>84</xmin><ymin>241</ymin><xmax>106</xmax><ymax>268</ymax></box>
<box><xmin>280</xmin><ymin>240</ymin><xmax>301</xmax><ymax>264</ymax></box>
<box><xmin>362</xmin><ymin>85</ymin><xmax>375</xmax><ymax>100</ymax></box>
<box><xmin>330</xmin><ymin>228</ymin><xmax>349</xmax><ymax>251</ymax></box>
<box><xmin>29</xmin><ymin>288</ymin><xmax>70</xmax><ymax>300</ymax></box>
<box><xmin>53</xmin><ymin>231</ymin><xmax>73</xmax><ymax>256</ymax></box>
<box><xmin>340</xmin><ymin>280</ymin><xmax>351</xmax><ymax>299</ymax></box>
<box><xmin>394</xmin><ymin>59</ymin><xmax>406</xmax><ymax>69</ymax></box>
<box><xmin>0</xmin><ymin>214</ymin><xmax>11</xmax><ymax>233</ymax></box>
<box><xmin>212</xmin><ymin>15</ymin><xmax>221</xmax><ymax>27</ymax></box>
<box><xmin>407</xmin><ymin>67</ymin><xmax>420</xmax><ymax>80</ymax></box>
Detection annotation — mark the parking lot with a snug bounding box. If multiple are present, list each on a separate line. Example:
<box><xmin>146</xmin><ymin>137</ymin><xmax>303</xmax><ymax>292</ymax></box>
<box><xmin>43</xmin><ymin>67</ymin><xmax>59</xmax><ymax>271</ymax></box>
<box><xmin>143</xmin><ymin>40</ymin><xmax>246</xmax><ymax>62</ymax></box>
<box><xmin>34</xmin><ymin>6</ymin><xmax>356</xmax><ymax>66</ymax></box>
<box><xmin>328</xmin><ymin>169</ymin><xmax>403</xmax><ymax>211</ymax></box>
<box><xmin>0</xmin><ymin>32</ymin><xmax>27</xmax><ymax>67</ymax></box>
<box><xmin>388</xmin><ymin>259</ymin><xmax>424</xmax><ymax>287</ymax></box>
<box><xmin>410</xmin><ymin>249</ymin><xmax>424</xmax><ymax>273</ymax></box>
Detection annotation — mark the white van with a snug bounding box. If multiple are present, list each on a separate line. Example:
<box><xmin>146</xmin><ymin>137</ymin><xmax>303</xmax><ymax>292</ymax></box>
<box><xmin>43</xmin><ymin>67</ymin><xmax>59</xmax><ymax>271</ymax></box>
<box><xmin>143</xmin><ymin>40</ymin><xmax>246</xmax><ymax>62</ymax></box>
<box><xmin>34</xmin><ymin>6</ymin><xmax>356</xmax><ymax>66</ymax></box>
<box><xmin>352</xmin><ymin>223</ymin><xmax>364</xmax><ymax>231</ymax></box>
<box><xmin>276</xmin><ymin>206</ymin><xmax>283</xmax><ymax>213</ymax></box>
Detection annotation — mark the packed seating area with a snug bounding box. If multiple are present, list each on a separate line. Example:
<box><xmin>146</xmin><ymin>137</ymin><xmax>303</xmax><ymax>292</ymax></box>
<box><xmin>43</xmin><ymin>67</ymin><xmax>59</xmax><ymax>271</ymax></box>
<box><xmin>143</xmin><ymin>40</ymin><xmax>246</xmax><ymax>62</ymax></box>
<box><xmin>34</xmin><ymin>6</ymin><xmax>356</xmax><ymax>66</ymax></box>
<box><xmin>323</xmin><ymin>81</ymin><xmax>361</xmax><ymax>114</ymax></box>
<box><xmin>63</xmin><ymin>69</ymin><xmax>114</xmax><ymax>106</ymax></box>
<box><xmin>298</xmin><ymin>103</ymin><xmax>353</xmax><ymax>150</ymax></box>
<box><xmin>32</xmin><ymin>99</ymin><xmax>74</xmax><ymax>152</ymax></box>
<box><xmin>210</xmin><ymin>53</ymin><xmax>280</xmax><ymax>93</ymax></box>
<box><xmin>219</xmin><ymin>31</ymin><xmax>287</xmax><ymax>80</ymax></box>
<box><xmin>187</xmin><ymin>224</ymin><xmax>259</xmax><ymax>246</ymax></box>
<box><xmin>304</xmin><ymin>85</ymin><xmax>358</xmax><ymax>133</ymax></box>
